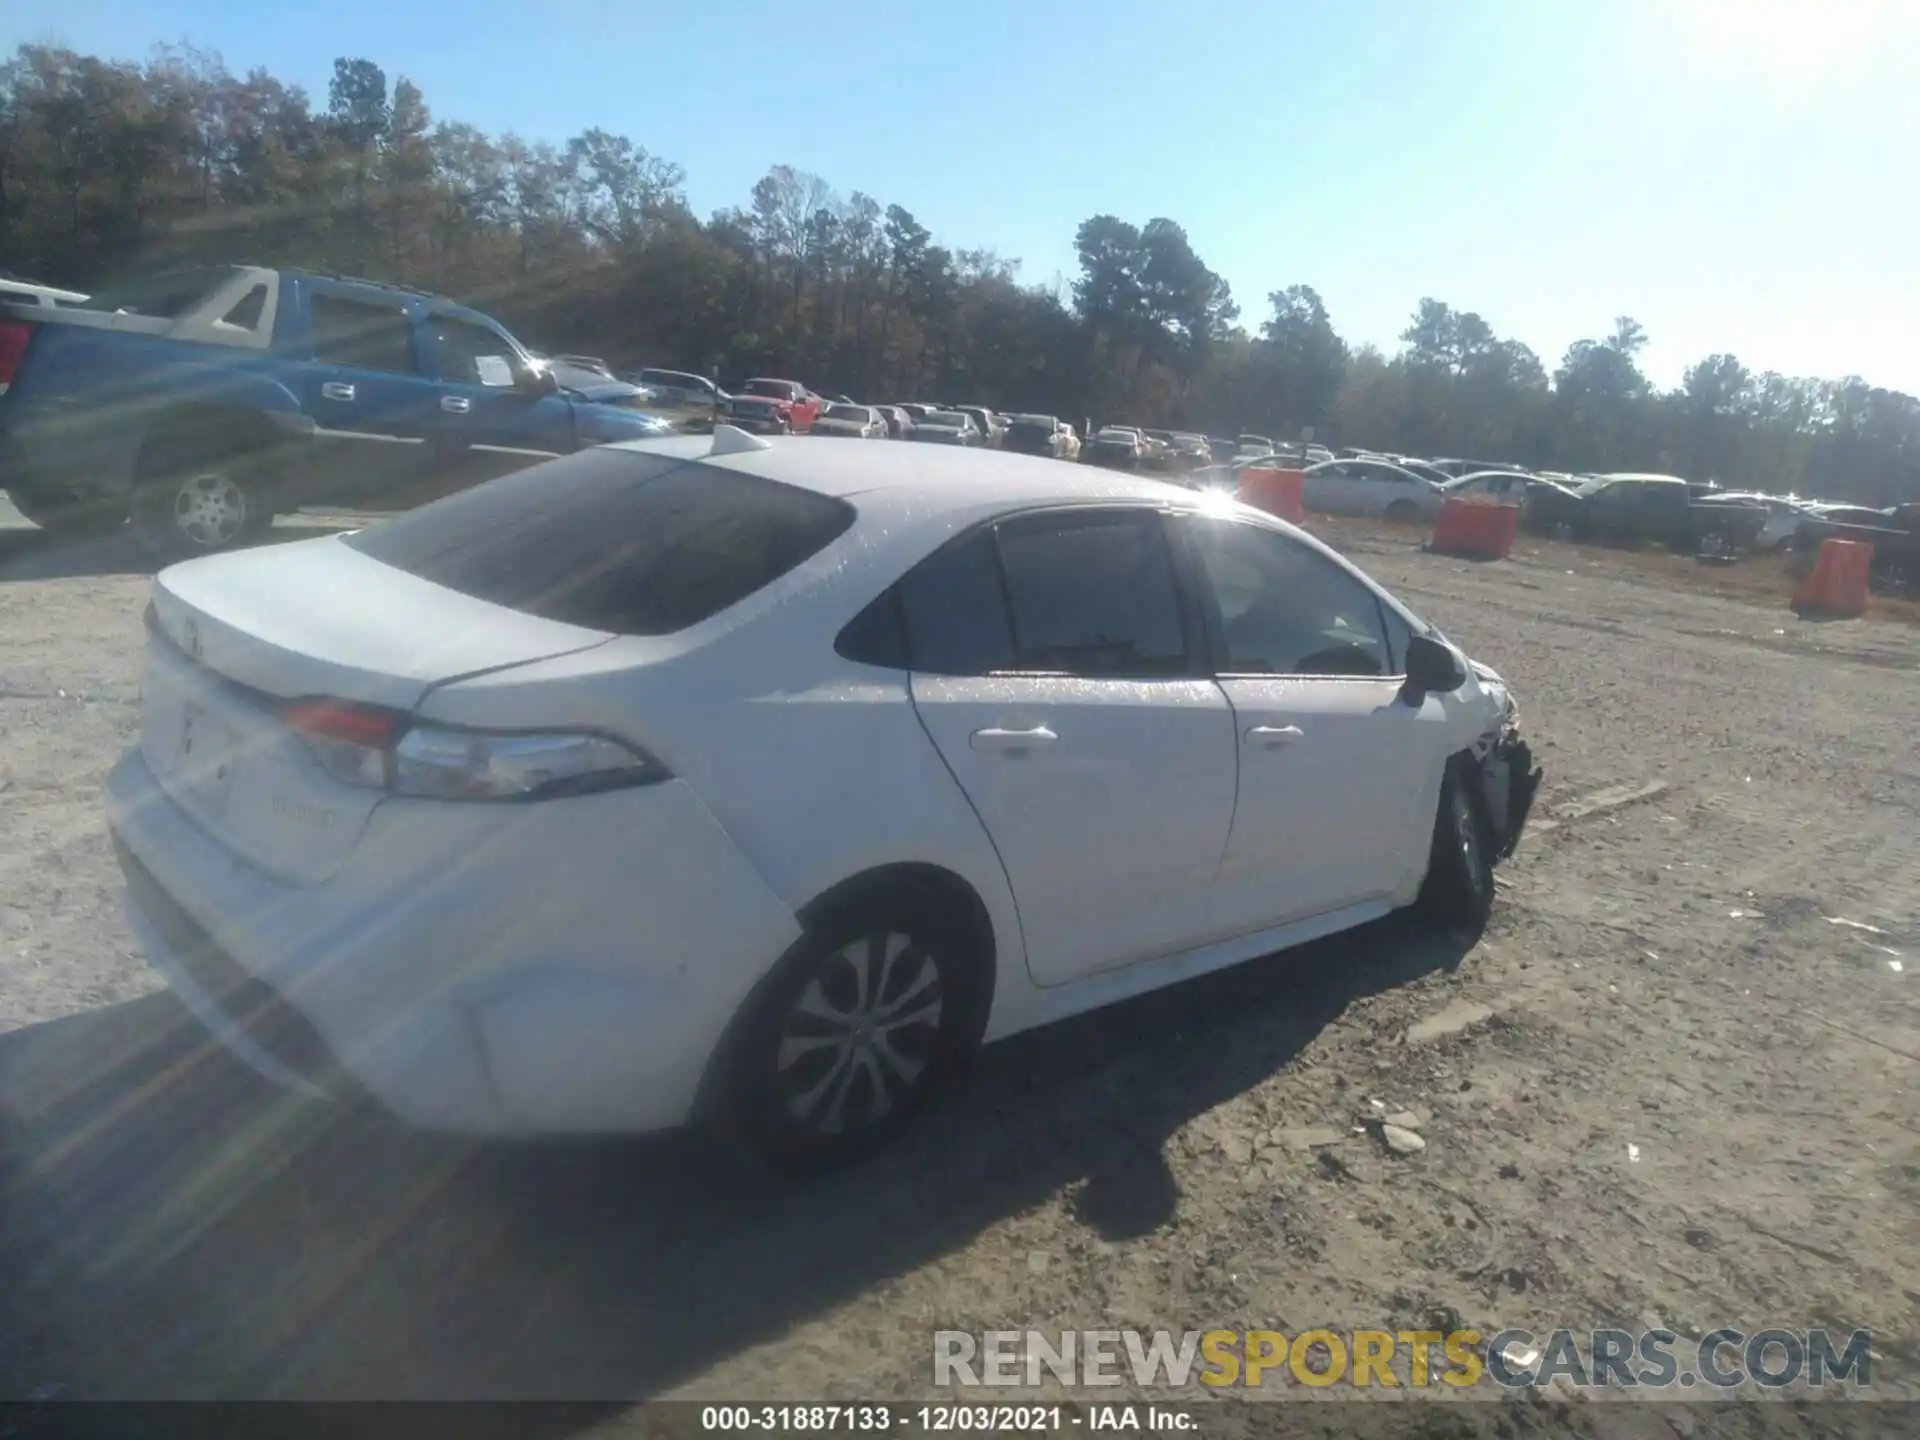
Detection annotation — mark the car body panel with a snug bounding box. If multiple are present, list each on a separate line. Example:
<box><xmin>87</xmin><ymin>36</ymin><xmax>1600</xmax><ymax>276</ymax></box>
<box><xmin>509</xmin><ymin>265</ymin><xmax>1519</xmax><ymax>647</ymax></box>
<box><xmin>910</xmin><ymin>673</ymin><xmax>1240</xmax><ymax>986</ymax></box>
<box><xmin>106</xmin><ymin>749</ymin><xmax>803</xmax><ymax>1133</ymax></box>
<box><xmin>1209</xmin><ymin>676</ymin><xmax>1453</xmax><ymax>924</ymax></box>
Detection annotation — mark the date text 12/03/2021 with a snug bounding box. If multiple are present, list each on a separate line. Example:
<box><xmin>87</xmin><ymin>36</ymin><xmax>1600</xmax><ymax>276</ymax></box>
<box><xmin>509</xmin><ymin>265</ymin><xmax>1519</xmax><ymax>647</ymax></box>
<box><xmin>699</xmin><ymin>1405</ymin><xmax>1193</xmax><ymax>1431</ymax></box>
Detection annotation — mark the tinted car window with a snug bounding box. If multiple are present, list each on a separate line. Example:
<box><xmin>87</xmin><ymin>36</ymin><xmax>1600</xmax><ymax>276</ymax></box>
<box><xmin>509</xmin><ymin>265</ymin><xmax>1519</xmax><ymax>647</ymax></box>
<box><xmin>345</xmin><ymin>449</ymin><xmax>854</xmax><ymax>635</ymax></box>
<box><xmin>311</xmin><ymin>294</ymin><xmax>419</xmax><ymax>374</ymax></box>
<box><xmin>899</xmin><ymin>531</ymin><xmax>1017</xmax><ymax>675</ymax></box>
<box><xmin>995</xmin><ymin>511</ymin><xmax>1187</xmax><ymax>678</ymax></box>
<box><xmin>218</xmin><ymin>284</ymin><xmax>267</xmax><ymax>330</ymax></box>
<box><xmin>1186</xmin><ymin>518</ymin><xmax>1391</xmax><ymax>677</ymax></box>
<box><xmin>430</xmin><ymin>315</ymin><xmax>530</xmax><ymax>387</ymax></box>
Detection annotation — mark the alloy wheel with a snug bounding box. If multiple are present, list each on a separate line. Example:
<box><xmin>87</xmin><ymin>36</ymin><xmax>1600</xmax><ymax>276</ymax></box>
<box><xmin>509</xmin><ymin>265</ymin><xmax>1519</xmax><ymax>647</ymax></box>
<box><xmin>774</xmin><ymin>932</ymin><xmax>944</xmax><ymax>1137</ymax></box>
<box><xmin>172</xmin><ymin>472</ymin><xmax>248</xmax><ymax>548</ymax></box>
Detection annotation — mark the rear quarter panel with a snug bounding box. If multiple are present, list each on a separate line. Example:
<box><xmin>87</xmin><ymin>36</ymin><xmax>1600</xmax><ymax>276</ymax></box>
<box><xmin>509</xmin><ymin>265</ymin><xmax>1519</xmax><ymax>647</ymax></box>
<box><xmin>2</xmin><ymin>321</ymin><xmax>308</xmax><ymax>493</ymax></box>
<box><xmin>411</xmin><ymin>532</ymin><xmax>1031</xmax><ymax>1031</ymax></box>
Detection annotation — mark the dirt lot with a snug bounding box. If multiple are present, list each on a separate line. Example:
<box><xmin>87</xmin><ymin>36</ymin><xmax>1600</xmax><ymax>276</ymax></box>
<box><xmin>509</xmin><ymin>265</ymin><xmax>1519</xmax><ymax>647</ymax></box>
<box><xmin>0</xmin><ymin>496</ymin><xmax>1914</xmax><ymax>1427</ymax></box>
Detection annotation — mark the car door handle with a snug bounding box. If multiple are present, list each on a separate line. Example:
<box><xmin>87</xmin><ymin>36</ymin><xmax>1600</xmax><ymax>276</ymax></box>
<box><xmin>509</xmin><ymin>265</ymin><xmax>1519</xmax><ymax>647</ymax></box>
<box><xmin>970</xmin><ymin>726</ymin><xmax>1058</xmax><ymax>752</ymax></box>
<box><xmin>320</xmin><ymin>381</ymin><xmax>356</xmax><ymax>402</ymax></box>
<box><xmin>1246</xmin><ymin>725</ymin><xmax>1304</xmax><ymax>747</ymax></box>
<box><xmin>441</xmin><ymin>395</ymin><xmax>472</xmax><ymax>414</ymax></box>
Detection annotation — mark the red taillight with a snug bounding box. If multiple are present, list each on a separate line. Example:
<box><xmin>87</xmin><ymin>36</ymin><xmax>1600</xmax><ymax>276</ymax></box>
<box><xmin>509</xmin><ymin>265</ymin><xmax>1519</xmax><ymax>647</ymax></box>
<box><xmin>0</xmin><ymin>321</ymin><xmax>33</xmax><ymax>393</ymax></box>
<box><xmin>282</xmin><ymin>699</ymin><xmax>398</xmax><ymax>749</ymax></box>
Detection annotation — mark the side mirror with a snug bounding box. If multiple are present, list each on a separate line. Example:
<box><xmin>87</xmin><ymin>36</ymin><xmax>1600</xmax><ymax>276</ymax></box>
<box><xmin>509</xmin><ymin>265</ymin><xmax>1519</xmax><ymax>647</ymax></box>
<box><xmin>1401</xmin><ymin>633</ymin><xmax>1466</xmax><ymax>705</ymax></box>
<box><xmin>519</xmin><ymin>365</ymin><xmax>560</xmax><ymax>397</ymax></box>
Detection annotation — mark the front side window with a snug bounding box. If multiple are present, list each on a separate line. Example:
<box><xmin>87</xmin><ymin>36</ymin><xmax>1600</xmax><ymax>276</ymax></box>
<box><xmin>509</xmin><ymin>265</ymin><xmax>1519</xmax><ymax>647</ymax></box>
<box><xmin>1185</xmin><ymin>518</ymin><xmax>1393</xmax><ymax>678</ymax></box>
<box><xmin>430</xmin><ymin>315</ymin><xmax>531</xmax><ymax>387</ymax></box>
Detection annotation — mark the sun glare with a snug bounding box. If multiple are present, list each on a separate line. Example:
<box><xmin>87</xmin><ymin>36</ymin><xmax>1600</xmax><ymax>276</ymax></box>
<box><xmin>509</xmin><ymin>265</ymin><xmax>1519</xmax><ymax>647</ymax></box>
<box><xmin>1651</xmin><ymin>0</ymin><xmax>1912</xmax><ymax>94</ymax></box>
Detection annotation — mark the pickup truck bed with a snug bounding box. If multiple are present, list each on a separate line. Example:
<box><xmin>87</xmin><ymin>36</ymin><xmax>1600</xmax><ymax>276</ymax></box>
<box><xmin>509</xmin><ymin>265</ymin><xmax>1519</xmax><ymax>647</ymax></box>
<box><xmin>0</xmin><ymin>264</ymin><xmax>666</xmax><ymax>554</ymax></box>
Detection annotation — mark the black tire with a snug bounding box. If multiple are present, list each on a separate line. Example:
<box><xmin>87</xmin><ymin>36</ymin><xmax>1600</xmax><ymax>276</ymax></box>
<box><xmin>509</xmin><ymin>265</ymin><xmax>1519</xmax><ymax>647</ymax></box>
<box><xmin>131</xmin><ymin>430</ymin><xmax>275</xmax><ymax>558</ymax></box>
<box><xmin>1385</xmin><ymin>499</ymin><xmax>1419</xmax><ymax>523</ymax></box>
<box><xmin>5</xmin><ymin>488</ymin><xmax>128</xmax><ymax>539</ymax></box>
<box><xmin>1412</xmin><ymin>755</ymin><xmax>1496</xmax><ymax>934</ymax></box>
<box><xmin>705</xmin><ymin>893</ymin><xmax>983</xmax><ymax>1171</ymax></box>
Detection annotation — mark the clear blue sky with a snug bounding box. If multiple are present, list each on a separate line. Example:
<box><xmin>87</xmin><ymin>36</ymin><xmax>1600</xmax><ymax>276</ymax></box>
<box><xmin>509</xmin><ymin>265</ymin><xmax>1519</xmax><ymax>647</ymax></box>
<box><xmin>10</xmin><ymin>0</ymin><xmax>1919</xmax><ymax>392</ymax></box>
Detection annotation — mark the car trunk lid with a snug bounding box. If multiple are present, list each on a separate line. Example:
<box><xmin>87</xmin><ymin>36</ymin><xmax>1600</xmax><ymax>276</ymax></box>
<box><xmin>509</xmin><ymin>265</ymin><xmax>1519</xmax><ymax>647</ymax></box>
<box><xmin>141</xmin><ymin>536</ymin><xmax>613</xmax><ymax>883</ymax></box>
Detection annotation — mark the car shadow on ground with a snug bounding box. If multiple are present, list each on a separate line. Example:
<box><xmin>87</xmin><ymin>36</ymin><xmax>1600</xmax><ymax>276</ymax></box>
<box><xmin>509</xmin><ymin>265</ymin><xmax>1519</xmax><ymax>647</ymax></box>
<box><xmin>0</xmin><ymin>519</ymin><xmax>368</xmax><ymax>584</ymax></box>
<box><xmin>0</xmin><ymin>915</ymin><xmax>1472</xmax><ymax>1402</ymax></box>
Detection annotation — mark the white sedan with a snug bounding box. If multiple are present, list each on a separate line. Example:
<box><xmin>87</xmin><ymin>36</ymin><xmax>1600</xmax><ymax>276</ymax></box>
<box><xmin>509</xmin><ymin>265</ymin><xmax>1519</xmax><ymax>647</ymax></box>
<box><xmin>1302</xmin><ymin>458</ymin><xmax>1447</xmax><ymax>522</ymax></box>
<box><xmin>812</xmin><ymin>403</ymin><xmax>889</xmax><ymax>440</ymax></box>
<box><xmin>107</xmin><ymin>428</ymin><xmax>1540</xmax><ymax>1167</ymax></box>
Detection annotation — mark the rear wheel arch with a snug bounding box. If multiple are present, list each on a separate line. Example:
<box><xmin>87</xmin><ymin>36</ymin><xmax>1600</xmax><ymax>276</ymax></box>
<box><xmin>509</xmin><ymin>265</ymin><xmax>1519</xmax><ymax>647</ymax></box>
<box><xmin>693</xmin><ymin>861</ymin><xmax>999</xmax><ymax>1133</ymax></box>
<box><xmin>793</xmin><ymin>862</ymin><xmax>998</xmax><ymax>1039</ymax></box>
<box><xmin>138</xmin><ymin>403</ymin><xmax>289</xmax><ymax>474</ymax></box>
<box><xmin>132</xmin><ymin>405</ymin><xmax>288</xmax><ymax>553</ymax></box>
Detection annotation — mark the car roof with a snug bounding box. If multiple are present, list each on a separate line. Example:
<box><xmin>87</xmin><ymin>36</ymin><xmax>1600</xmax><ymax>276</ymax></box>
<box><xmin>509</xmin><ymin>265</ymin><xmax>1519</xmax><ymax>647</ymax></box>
<box><xmin>611</xmin><ymin>433</ymin><xmax>1183</xmax><ymax>513</ymax></box>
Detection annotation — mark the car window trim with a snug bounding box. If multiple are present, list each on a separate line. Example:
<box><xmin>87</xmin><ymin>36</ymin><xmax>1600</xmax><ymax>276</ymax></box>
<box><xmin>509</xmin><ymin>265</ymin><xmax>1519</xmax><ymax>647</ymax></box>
<box><xmin>1173</xmin><ymin>512</ymin><xmax>1408</xmax><ymax>682</ymax></box>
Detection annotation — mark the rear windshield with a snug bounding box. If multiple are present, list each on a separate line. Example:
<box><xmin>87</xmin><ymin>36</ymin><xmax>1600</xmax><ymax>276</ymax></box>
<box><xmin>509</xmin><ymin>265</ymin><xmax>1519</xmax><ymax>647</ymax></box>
<box><xmin>825</xmin><ymin>404</ymin><xmax>869</xmax><ymax>421</ymax></box>
<box><xmin>343</xmin><ymin>448</ymin><xmax>855</xmax><ymax>635</ymax></box>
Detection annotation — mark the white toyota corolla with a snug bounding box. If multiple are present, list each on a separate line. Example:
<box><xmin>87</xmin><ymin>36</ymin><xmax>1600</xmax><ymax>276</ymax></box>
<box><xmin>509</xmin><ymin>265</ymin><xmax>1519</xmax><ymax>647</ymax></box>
<box><xmin>106</xmin><ymin>427</ymin><xmax>1539</xmax><ymax>1166</ymax></box>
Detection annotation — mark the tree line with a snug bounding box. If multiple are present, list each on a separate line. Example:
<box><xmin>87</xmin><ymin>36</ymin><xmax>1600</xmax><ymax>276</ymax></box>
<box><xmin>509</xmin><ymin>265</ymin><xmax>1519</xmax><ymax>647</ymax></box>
<box><xmin>1</xmin><ymin>43</ymin><xmax>1913</xmax><ymax>505</ymax></box>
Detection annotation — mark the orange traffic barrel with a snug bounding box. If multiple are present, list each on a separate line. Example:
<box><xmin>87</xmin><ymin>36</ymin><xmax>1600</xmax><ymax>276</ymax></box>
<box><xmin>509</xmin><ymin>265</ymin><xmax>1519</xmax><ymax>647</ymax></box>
<box><xmin>1791</xmin><ymin>537</ymin><xmax>1873</xmax><ymax>619</ymax></box>
<box><xmin>1237</xmin><ymin>466</ymin><xmax>1306</xmax><ymax>523</ymax></box>
<box><xmin>1429</xmin><ymin>497</ymin><xmax>1519</xmax><ymax>560</ymax></box>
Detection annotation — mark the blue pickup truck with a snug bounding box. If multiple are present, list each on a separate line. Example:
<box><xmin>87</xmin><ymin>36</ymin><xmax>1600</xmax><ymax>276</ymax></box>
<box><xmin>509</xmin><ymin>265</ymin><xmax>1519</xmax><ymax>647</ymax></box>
<box><xmin>0</xmin><ymin>265</ymin><xmax>670</xmax><ymax>553</ymax></box>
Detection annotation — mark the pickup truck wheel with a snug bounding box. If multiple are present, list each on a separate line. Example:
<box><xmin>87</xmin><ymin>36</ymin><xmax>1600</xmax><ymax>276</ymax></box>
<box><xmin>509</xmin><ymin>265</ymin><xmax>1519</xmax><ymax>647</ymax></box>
<box><xmin>132</xmin><ymin>436</ymin><xmax>273</xmax><ymax>557</ymax></box>
<box><xmin>5</xmin><ymin>489</ymin><xmax>127</xmax><ymax>539</ymax></box>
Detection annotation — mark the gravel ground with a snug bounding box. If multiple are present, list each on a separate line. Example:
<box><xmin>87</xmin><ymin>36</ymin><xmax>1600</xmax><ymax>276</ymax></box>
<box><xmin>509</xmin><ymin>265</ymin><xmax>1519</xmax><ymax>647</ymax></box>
<box><xmin>0</xmin><ymin>498</ymin><xmax>1914</xmax><ymax>1429</ymax></box>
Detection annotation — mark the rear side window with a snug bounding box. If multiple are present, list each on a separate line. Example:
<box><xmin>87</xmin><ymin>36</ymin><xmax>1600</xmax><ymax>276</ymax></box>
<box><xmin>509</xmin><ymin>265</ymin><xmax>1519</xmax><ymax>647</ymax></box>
<box><xmin>345</xmin><ymin>449</ymin><xmax>855</xmax><ymax>634</ymax></box>
<box><xmin>996</xmin><ymin>512</ymin><xmax>1187</xmax><ymax>677</ymax></box>
<box><xmin>837</xmin><ymin>510</ymin><xmax>1189</xmax><ymax>679</ymax></box>
<box><xmin>900</xmin><ymin>531</ymin><xmax>1017</xmax><ymax>674</ymax></box>
<box><xmin>311</xmin><ymin>294</ymin><xmax>419</xmax><ymax>374</ymax></box>
<box><xmin>218</xmin><ymin>285</ymin><xmax>268</xmax><ymax>330</ymax></box>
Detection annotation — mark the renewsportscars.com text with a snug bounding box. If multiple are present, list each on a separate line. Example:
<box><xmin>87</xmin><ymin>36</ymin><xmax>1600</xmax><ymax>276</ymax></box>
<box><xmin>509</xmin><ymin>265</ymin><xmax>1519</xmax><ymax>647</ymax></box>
<box><xmin>933</xmin><ymin>1327</ymin><xmax>1873</xmax><ymax>1390</ymax></box>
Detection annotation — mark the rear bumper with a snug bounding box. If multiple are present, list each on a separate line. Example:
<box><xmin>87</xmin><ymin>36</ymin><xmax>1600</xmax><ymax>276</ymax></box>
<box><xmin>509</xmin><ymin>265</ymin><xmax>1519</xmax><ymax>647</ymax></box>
<box><xmin>724</xmin><ymin>412</ymin><xmax>787</xmax><ymax>433</ymax></box>
<box><xmin>104</xmin><ymin>748</ymin><xmax>803</xmax><ymax>1136</ymax></box>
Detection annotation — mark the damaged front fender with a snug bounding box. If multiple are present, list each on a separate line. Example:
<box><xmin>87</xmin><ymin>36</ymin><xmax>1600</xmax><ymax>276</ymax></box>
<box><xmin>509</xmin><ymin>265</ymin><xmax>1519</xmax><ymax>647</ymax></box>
<box><xmin>1474</xmin><ymin>729</ymin><xmax>1543</xmax><ymax>862</ymax></box>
